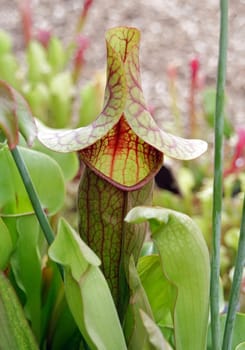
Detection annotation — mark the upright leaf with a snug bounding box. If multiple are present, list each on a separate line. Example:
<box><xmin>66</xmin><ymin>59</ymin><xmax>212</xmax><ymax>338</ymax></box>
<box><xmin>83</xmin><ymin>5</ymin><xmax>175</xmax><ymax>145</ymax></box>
<box><xmin>207</xmin><ymin>313</ymin><xmax>245</xmax><ymax>350</ymax></box>
<box><xmin>0</xmin><ymin>217</ymin><xmax>13</xmax><ymax>269</ymax></box>
<box><xmin>0</xmin><ymin>145</ymin><xmax>65</xmax><ymax>216</ymax></box>
<box><xmin>10</xmin><ymin>215</ymin><xmax>42</xmax><ymax>342</ymax></box>
<box><xmin>0</xmin><ymin>271</ymin><xmax>38</xmax><ymax>349</ymax></box>
<box><xmin>138</xmin><ymin>255</ymin><xmax>176</xmax><ymax>332</ymax></box>
<box><xmin>125</xmin><ymin>207</ymin><xmax>210</xmax><ymax>350</ymax></box>
<box><xmin>124</xmin><ymin>256</ymin><xmax>169</xmax><ymax>350</ymax></box>
<box><xmin>49</xmin><ymin>218</ymin><xmax>127</xmax><ymax>350</ymax></box>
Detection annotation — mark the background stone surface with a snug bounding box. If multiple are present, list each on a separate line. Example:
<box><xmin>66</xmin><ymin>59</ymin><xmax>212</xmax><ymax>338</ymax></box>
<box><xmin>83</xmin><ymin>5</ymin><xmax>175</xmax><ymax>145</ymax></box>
<box><xmin>0</xmin><ymin>0</ymin><xmax>244</xmax><ymax>129</ymax></box>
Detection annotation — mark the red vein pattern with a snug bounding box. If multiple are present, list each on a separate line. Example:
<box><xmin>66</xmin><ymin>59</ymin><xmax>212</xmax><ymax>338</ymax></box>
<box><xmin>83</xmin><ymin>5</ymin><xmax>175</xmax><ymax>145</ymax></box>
<box><xmin>78</xmin><ymin>167</ymin><xmax>153</xmax><ymax>313</ymax></box>
<box><xmin>79</xmin><ymin>115</ymin><xmax>163</xmax><ymax>190</ymax></box>
<box><xmin>38</xmin><ymin>26</ymin><xmax>207</xmax><ymax>189</ymax></box>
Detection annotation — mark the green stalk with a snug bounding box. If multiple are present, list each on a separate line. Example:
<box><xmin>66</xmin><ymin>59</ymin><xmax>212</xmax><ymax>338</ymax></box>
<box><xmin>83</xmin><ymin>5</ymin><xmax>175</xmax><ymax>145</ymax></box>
<box><xmin>210</xmin><ymin>0</ymin><xmax>229</xmax><ymax>349</ymax></box>
<box><xmin>222</xmin><ymin>194</ymin><xmax>245</xmax><ymax>350</ymax></box>
<box><xmin>10</xmin><ymin>146</ymin><xmax>66</xmax><ymax>278</ymax></box>
<box><xmin>11</xmin><ymin>146</ymin><xmax>55</xmax><ymax>246</ymax></box>
<box><xmin>10</xmin><ymin>146</ymin><xmax>67</xmax><ymax>275</ymax></box>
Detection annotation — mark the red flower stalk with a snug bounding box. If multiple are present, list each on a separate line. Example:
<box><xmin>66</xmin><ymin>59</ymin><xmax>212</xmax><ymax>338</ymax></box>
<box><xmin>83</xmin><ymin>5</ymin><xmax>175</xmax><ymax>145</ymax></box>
<box><xmin>72</xmin><ymin>35</ymin><xmax>90</xmax><ymax>83</ymax></box>
<box><xmin>35</xmin><ymin>29</ymin><xmax>52</xmax><ymax>49</ymax></box>
<box><xmin>189</xmin><ymin>57</ymin><xmax>200</xmax><ymax>138</ymax></box>
<box><xmin>224</xmin><ymin>128</ymin><xmax>245</xmax><ymax>176</ymax></box>
<box><xmin>19</xmin><ymin>0</ymin><xmax>32</xmax><ymax>47</ymax></box>
<box><xmin>76</xmin><ymin>0</ymin><xmax>94</xmax><ymax>33</ymax></box>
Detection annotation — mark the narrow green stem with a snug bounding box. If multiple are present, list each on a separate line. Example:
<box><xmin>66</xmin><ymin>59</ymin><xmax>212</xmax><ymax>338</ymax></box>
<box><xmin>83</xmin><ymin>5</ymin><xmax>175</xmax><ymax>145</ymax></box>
<box><xmin>11</xmin><ymin>146</ymin><xmax>55</xmax><ymax>245</ymax></box>
<box><xmin>11</xmin><ymin>146</ymin><xmax>64</xmax><ymax>278</ymax></box>
<box><xmin>222</xmin><ymin>194</ymin><xmax>245</xmax><ymax>350</ymax></box>
<box><xmin>210</xmin><ymin>0</ymin><xmax>229</xmax><ymax>349</ymax></box>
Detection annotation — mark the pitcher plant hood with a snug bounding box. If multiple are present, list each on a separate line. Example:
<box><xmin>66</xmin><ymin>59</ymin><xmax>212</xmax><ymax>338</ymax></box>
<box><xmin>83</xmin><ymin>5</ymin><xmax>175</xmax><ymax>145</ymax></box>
<box><xmin>37</xmin><ymin>27</ymin><xmax>207</xmax><ymax>190</ymax></box>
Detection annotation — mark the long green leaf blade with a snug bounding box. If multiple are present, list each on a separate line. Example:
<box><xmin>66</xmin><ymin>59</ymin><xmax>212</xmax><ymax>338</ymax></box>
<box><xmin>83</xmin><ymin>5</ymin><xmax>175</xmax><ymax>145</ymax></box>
<box><xmin>210</xmin><ymin>0</ymin><xmax>229</xmax><ymax>348</ymax></box>
<box><xmin>10</xmin><ymin>216</ymin><xmax>42</xmax><ymax>342</ymax></box>
<box><xmin>0</xmin><ymin>217</ymin><xmax>13</xmax><ymax>269</ymax></box>
<box><xmin>49</xmin><ymin>218</ymin><xmax>127</xmax><ymax>350</ymax></box>
<box><xmin>125</xmin><ymin>207</ymin><xmax>210</xmax><ymax>350</ymax></box>
<box><xmin>0</xmin><ymin>271</ymin><xmax>38</xmax><ymax>349</ymax></box>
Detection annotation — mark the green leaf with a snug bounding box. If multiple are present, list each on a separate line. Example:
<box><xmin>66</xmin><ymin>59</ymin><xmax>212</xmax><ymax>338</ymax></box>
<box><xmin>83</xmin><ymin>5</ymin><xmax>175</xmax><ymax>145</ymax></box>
<box><xmin>0</xmin><ymin>217</ymin><xmax>13</xmax><ymax>269</ymax></box>
<box><xmin>78</xmin><ymin>72</ymin><xmax>105</xmax><ymax>127</ymax></box>
<box><xmin>10</xmin><ymin>215</ymin><xmax>42</xmax><ymax>342</ymax></box>
<box><xmin>47</xmin><ymin>37</ymin><xmax>66</xmax><ymax>73</ymax></box>
<box><xmin>236</xmin><ymin>342</ymin><xmax>245</xmax><ymax>350</ymax></box>
<box><xmin>140</xmin><ymin>241</ymin><xmax>155</xmax><ymax>257</ymax></box>
<box><xmin>25</xmin><ymin>82</ymin><xmax>50</xmax><ymax>123</ymax></box>
<box><xmin>36</xmin><ymin>257</ymin><xmax>81</xmax><ymax>348</ymax></box>
<box><xmin>49</xmin><ymin>218</ymin><xmax>127</xmax><ymax>350</ymax></box>
<box><xmin>125</xmin><ymin>207</ymin><xmax>210</xmax><ymax>350</ymax></box>
<box><xmin>0</xmin><ymin>30</ymin><xmax>12</xmax><ymax>54</ymax></box>
<box><xmin>0</xmin><ymin>271</ymin><xmax>38</xmax><ymax>349</ymax></box>
<box><xmin>202</xmin><ymin>88</ymin><xmax>233</xmax><ymax>139</ymax></box>
<box><xmin>0</xmin><ymin>80</ymin><xmax>36</xmax><ymax>148</ymax></box>
<box><xmin>138</xmin><ymin>255</ymin><xmax>176</xmax><ymax>330</ymax></box>
<box><xmin>49</xmin><ymin>71</ymin><xmax>73</xmax><ymax>128</ymax></box>
<box><xmin>207</xmin><ymin>313</ymin><xmax>245</xmax><ymax>349</ymax></box>
<box><xmin>0</xmin><ymin>81</ymin><xmax>18</xmax><ymax>148</ymax></box>
<box><xmin>124</xmin><ymin>256</ymin><xmax>156</xmax><ymax>350</ymax></box>
<box><xmin>0</xmin><ymin>145</ymin><xmax>65</xmax><ymax>216</ymax></box>
<box><xmin>0</xmin><ymin>54</ymin><xmax>19</xmax><ymax>87</ymax></box>
<box><xmin>27</xmin><ymin>41</ymin><xmax>51</xmax><ymax>83</ymax></box>
<box><xmin>33</xmin><ymin>139</ymin><xmax>79</xmax><ymax>181</ymax></box>
<box><xmin>140</xmin><ymin>309</ymin><xmax>169</xmax><ymax>350</ymax></box>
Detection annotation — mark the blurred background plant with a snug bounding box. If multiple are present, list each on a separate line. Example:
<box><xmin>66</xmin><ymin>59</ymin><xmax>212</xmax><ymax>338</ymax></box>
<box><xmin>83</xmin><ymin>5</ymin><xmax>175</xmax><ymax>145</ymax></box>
<box><xmin>0</xmin><ymin>0</ymin><xmax>244</xmax><ymax>326</ymax></box>
<box><xmin>153</xmin><ymin>53</ymin><xmax>244</xmax><ymax>303</ymax></box>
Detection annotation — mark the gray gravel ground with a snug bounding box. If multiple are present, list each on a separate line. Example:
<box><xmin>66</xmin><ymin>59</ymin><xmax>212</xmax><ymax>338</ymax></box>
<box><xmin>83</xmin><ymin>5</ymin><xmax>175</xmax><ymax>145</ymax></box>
<box><xmin>0</xmin><ymin>0</ymin><xmax>244</xmax><ymax>130</ymax></box>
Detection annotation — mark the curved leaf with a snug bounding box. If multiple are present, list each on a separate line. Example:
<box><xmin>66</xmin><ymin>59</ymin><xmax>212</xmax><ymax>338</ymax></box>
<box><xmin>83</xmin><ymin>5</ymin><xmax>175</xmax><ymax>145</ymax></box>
<box><xmin>49</xmin><ymin>218</ymin><xmax>127</xmax><ymax>350</ymax></box>
<box><xmin>0</xmin><ymin>81</ymin><xmax>18</xmax><ymax>148</ymax></box>
<box><xmin>124</xmin><ymin>256</ymin><xmax>156</xmax><ymax>350</ymax></box>
<box><xmin>0</xmin><ymin>80</ymin><xmax>36</xmax><ymax>148</ymax></box>
<box><xmin>33</xmin><ymin>139</ymin><xmax>79</xmax><ymax>181</ymax></box>
<box><xmin>236</xmin><ymin>342</ymin><xmax>245</xmax><ymax>350</ymax></box>
<box><xmin>125</xmin><ymin>207</ymin><xmax>210</xmax><ymax>350</ymax></box>
<box><xmin>0</xmin><ymin>145</ymin><xmax>65</xmax><ymax>216</ymax></box>
<box><xmin>139</xmin><ymin>309</ymin><xmax>169</xmax><ymax>350</ymax></box>
<box><xmin>10</xmin><ymin>215</ymin><xmax>42</xmax><ymax>342</ymax></box>
<box><xmin>0</xmin><ymin>271</ymin><xmax>38</xmax><ymax>349</ymax></box>
<box><xmin>207</xmin><ymin>313</ymin><xmax>245</xmax><ymax>350</ymax></box>
<box><xmin>0</xmin><ymin>217</ymin><xmax>13</xmax><ymax>269</ymax></box>
<box><xmin>138</xmin><ymin>255</ymin><xmax>176</xmax><ymax>329</ymax></box>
